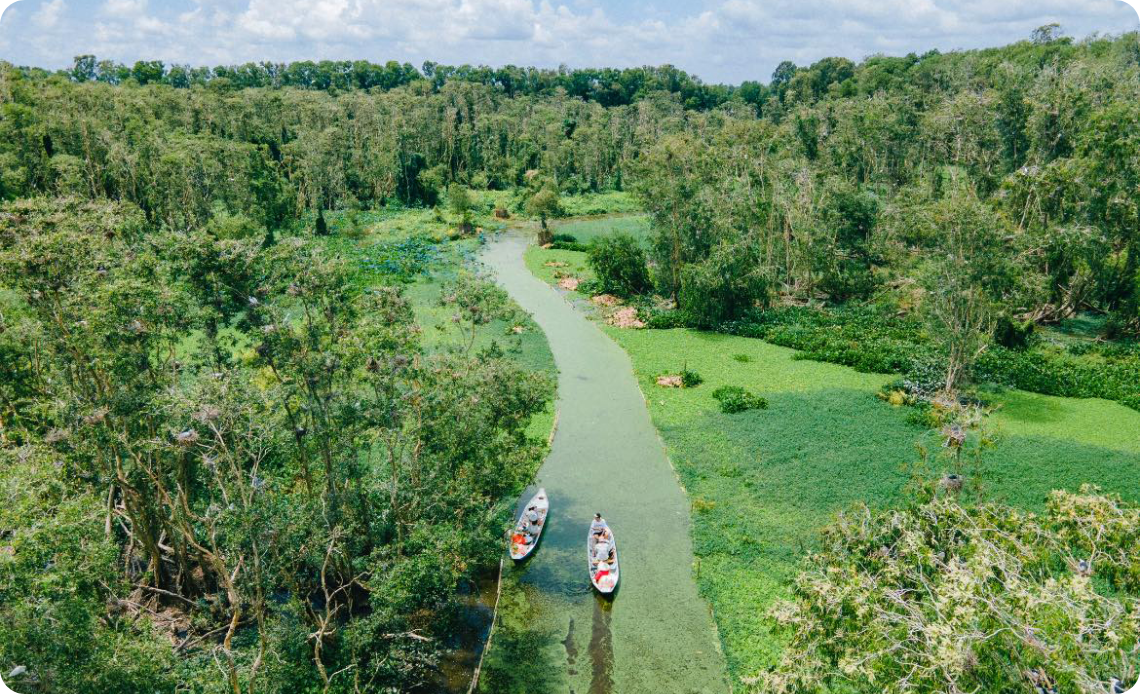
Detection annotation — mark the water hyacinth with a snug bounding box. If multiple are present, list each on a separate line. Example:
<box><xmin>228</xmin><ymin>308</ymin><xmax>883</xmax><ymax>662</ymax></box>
<box><xmin>357</xmin><ymin>236</ymin><xmax>442</xmax><ymax>281</ymax></box>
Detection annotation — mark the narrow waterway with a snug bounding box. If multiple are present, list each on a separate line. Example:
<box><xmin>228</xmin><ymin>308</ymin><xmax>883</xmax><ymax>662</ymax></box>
<box><xmin>478</xmin><ymin>234</ymin><xmax>729</xmax><ymax>693</ymax></box>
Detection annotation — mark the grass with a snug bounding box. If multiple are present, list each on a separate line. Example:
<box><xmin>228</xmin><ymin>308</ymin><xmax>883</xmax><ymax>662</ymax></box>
<box><xmin>557</xmin><ymin>190</ymin><xmax>642</xmax><ymax>216</ymax></box>
<box><xmin>549</xmin><ymin>214</ymin><xmax>651</xmax><ymax>245</ymax></box>
<box><xmin>1040</xmin><ymin>312</ymin><xmax>1108</xmax><ymax>344</ymax></box>
<box><xmin>465</xmin><ymin>189</ymin><xmax>641</xmax><ymax>220</ymax></box>
<box><xmin>524</xmin><ymin>246</ymin><xmax>594</xmax><ymax>287</ymax></box>
<box><xmin>524</xmin><ymin>241</ymin><xmax>1140</xmax><ymax>688</ymax></box>
<box><xmin>608</xmin><ymin>327</ymin><xmax>1140</xmax><ymax>685</ymax></box>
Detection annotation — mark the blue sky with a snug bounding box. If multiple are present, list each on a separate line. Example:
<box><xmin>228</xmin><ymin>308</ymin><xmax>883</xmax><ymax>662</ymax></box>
<box><xmin>1</xmin><ymin>0</ymin><xmax>1137</xmax><ymax>83</ymax></box>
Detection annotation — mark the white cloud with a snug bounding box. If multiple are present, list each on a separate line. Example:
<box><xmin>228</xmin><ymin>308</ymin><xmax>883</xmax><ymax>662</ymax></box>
<box><xmin>32</xmin><ymin>0</ymin><xmax>62</xmax><ymax>27</ymax></box>
<box><xmin>1</xmin><ymin>0</ymin><xmax>1137</xmax><ymax>82</ymax></box>
<box><xmin>102</xmin><ymin>0</ymin><xmax>145</xmax><ymax>17</ymax></box>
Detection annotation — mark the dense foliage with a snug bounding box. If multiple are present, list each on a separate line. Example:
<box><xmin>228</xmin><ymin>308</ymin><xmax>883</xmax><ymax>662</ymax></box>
<box><xmin>0</xmin><ymin>63</ymin><xmax>674</xmax><ymax>224</ymax></box>
<box><xmin>27</xmin><ymin>56</ymin><xmax>748</xmax><ymax>110</ymax></box>
<box><xmin>5</xmin><ymin>25</ymin><xmax>1140</xmax><ymax>692</ymax></box>
<box><xmin>586</xmin><ymin>233</ymin><xmax>652</xmax><ymax>297</ymax></box>
<box><xmin>0</xmin><ymin>198</ymin><xmax>552</xmax><ymax>692</ymax></box>
<box><xmin>630</xmin><ymin>30</ymin><xmax>1140</xmax><ymax>391</ymax></box>
<box><xmin>758</xmin><ymin>488</ymin><xmax>1140</xmax><ymax>693</ymax></box>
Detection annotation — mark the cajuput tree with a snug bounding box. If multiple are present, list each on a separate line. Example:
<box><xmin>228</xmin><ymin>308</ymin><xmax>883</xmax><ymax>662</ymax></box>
<box><xmin>526</xmin><ymin>186</ymin><xmax>562</xmax><ymax>245</ymax></box>
<box><xmin>757</xmin><ymin>487</ymin><xmax>1140</xmax><ymax>694</ymax></box>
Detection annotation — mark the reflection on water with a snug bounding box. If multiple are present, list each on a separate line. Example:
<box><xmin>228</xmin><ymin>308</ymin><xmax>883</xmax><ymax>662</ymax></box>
<box><xmin>588</xmin><ymin>596</ymin><xmax>614</xmax><ymax>694</ymax></box>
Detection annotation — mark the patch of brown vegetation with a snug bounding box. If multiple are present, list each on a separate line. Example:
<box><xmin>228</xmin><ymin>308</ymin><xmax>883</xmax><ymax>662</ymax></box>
<box><xmin>608</xmin><ymin>306</ymin><xmax>645</xmax><ymax>329</ymax></box>
<box><xmin>656</xmin><ymin>375</ymin><xmax>683</xmax><ymax>388</ymax></box>
<box><xmin>493</xmin><ymin>207</ymin><xmax>510</xmax><ymax>219</ymax></box>
<box><xmin>591</xmin><ymin>294</ymin><xmax>620</xmax><ymax>307</ymax></box>
<box><xmin>544</xmin><ymin>260</ymin><xmax>568</xmax><ymax>268</ymax></box>
<box><xmin>558</xmin><ymin>276</ymin><xmax>580</xmax><ymax>291</ymax></box>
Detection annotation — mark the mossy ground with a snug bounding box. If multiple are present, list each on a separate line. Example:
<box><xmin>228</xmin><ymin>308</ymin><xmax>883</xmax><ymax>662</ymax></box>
<box><xmin>525</xmin><ymin>241</ymin><xmax>1140</xmax><ymax>687</ymax></box>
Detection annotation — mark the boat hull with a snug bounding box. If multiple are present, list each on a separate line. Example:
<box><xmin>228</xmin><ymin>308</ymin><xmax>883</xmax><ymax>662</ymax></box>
<box><xmin>509</xmin><ymin>488</ymin><xmax>548</xmax><ymax>561</ymax></box>
<box><xmin>587</xmin><ymin>520</ymin><xmax>619</xmax><ymax>593</ymax></box>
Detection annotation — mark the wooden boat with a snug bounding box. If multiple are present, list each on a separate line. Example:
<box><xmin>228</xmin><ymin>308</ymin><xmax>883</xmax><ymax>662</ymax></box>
<box><xmin>587</xmin><ymin>519</ymin><xmax>619</xmax><ymax>594</ymax></box>
<box><xmin>508</xmin><ymin>488</ymin><xmax>548</xmax><ymax>561</ymax></box>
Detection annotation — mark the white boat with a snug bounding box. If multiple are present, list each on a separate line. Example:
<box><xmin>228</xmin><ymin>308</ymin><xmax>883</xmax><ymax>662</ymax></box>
<box><xmin>508</xmin><ymin>488</ymin><xmax>548</xmax><ymax>561</ymax></box>
<box><xmin>587</xmin><ymin>518</ymin><xmax>619</xmax><ymax>594</ymax></box>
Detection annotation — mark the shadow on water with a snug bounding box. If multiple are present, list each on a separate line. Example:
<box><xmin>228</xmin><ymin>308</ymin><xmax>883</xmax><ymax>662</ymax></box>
<box><xmin>588</xmin><ymin>594</ymin><xmax>615</xmax><ymax>694</ymax></box>
<box><xmin>472</xmin><ymin>580</ymin><xmax>564</xmax><ymax>694</ymax></box>
<box><xmin>432</xmin><ymin>571</ymin><xmax>499</xmax><ymax>693</ymax></box>
<box><xmin>564</xmin><ymin>617</ymin><xmax>579</xmax><ymax>677</ymax></box>
<box><xmin>517</xmin><ymin>559</ymin><xmax>593</xmax><ymax>600</ymax></box>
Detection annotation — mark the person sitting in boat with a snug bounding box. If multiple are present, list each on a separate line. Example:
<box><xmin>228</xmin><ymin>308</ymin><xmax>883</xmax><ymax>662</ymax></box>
<box><xmin>592</xmin><ymin>538</ymin><xmax>613</xmax><ymax>563</ymax></box>
<box><xmin>591</xmin><ymin>525</ymin><xmax>611</xmax><ymax>545</ymax></box>
<box><xmin>526</xmin><ymin>505</ymin><xmax>541</xmax><ymax>526</ymax></box>
<box><xmin>513</xmin><ymin>523</ymin><xmax>532</xmax><ymax>546</ymax></box>
<box><xmin>590</xmin><ymin>513</ymin><xmax>606</xmax><ymax>533</ymax></box>
<box><xmin>594</xmin><ymin>559</ymin><xmax>612</xmax><ymax>583</ymax></box>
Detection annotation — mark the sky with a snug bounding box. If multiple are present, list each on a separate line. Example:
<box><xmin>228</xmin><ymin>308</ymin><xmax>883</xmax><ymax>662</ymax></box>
<box><xmin>0</xmin><ymin>0</ymin><xmax>1138</xmax><ymax>84</ymax></box>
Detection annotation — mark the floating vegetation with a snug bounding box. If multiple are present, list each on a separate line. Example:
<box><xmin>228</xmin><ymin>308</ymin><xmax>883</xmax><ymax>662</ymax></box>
<box><xmin>357</xmin><ymin>236</ymin><xmax>443</xmax><ymax>281</ymax></box>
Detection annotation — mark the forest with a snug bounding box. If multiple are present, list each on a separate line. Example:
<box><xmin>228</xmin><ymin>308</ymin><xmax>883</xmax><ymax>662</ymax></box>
<box><xmin>1</xmin><ymin>23</ymin><xmax>1139</xmax><ymax>694</ymax></box>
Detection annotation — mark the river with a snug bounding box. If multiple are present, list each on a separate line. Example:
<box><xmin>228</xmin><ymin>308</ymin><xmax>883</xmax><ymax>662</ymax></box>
<box><xmin>474</xmin><ymin>234</ymin><xmax>729</xmax><ymax>693</ymax></box>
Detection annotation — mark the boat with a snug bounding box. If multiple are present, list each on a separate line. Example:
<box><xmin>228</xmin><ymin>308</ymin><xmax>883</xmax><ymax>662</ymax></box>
<box><xmin>508</xmin><ymin>488</ymin><xmax>549</xmax><ymax>561</ymax></box>
<box><xmin>587</xmin><ymin>518</ymin><xmax>619</xmax><ymax>594</ymax></box>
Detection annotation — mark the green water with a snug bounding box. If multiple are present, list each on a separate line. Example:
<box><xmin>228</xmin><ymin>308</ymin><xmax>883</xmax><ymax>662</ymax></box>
<box><xmin>477</xmin><ymin>235</ymin><xmax>729</xmax><ymax>693</ymax></box>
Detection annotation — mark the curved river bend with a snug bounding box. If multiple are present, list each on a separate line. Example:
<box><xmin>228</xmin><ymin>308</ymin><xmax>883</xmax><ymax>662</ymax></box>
<box><xmin>479</xmin><ymin>235</ymin><xmax>729</xmax><ymax>694</ymax></box>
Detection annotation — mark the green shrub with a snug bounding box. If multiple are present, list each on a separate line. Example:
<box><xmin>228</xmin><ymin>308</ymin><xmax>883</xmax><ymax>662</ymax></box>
<box><xmin>993</xmin><ymin>315</ymin><xmax>1035</xmax><ymax>349</ymax></box>
<box><xmin>549</xmin><ymin>240</ymin><xmax>589</xmax><ymax>252</ymax></box>
<box><xmin>645</xmin><ymin>310</ymin><xmax>692</xmax><ymax>330</ymax></box>
<box><xmin>586</xmin><ymin>233</ymin><xmax>652</xmax><ymax>297</ymax></box>
<box><xmin>679</xmin><ymin>240</ymin><xmax>771</xmax><ymax>329</ymax></box>
<box><xmin>681</xmin><ymin>366</ymin><xmax>703</xmax><ymax>388</ymax></box>
<box><xmin>550</xmin><ymin>232</ymin><xmax>589</xmax><ymax>252</ymax></box>
<box><xmin>575</xmin><ymin>278</ymin><xmax>603</xmax><ymax>295</ymax></box>
<box><xmin>712</xmin><ymin>385</ymin><xmax>768</xmax><ymax>413</ymax></box>
<box><xmin>815</xmin><ymin>258</ymin><xmax>878</xmax><ymax>303</ymax></box>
